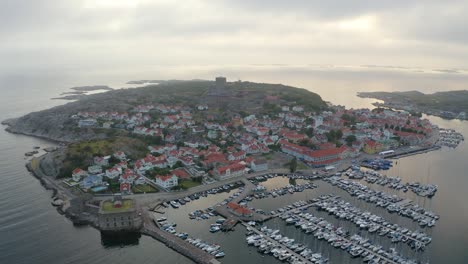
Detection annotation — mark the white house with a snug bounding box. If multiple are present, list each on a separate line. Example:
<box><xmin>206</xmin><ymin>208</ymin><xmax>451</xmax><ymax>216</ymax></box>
<box><xmin>105</xmin><ymin>167</ymin><xmax>122</xmax><ymax>179</ymax></box>
<box><xmin>292</xmin><ymin>106</ymin><xmax>304</xmax><ymax>112</ymax></box>
<box><xmin>93</xmin><ymin>156</ymin><xmax>109</xmax><ymax>166</ymax></box>
<box><xmin>72</xmin><ymin>168</ymin><xmax>87</xmax><ymax>182</ymax></box>
<box><xmin>251</xmin><ymin>159</ymin><xmax>268</xmax><ymax>172</ymax></box>
<box><xmin>155</xmin><ymin>175</ymin><xmax>178</xmax><ymax>189</ymax></box>
<box><xmin>88</xmin><ymin>165</ymin><xmax>103</xmax><ymax>175</ymax></box>
<box><xmin>113</xmin><ymin>151</ymin><xmax>126</xmax><ymax>161</ymax></box>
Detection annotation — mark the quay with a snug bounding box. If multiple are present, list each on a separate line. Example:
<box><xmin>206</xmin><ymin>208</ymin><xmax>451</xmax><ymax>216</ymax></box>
<box><xmin>140</xmin><ymin>210</ymin><xmax>220</xmax><ymax>264</ymax></box>
<box><xmin>384</xmin><ymin>145</ymin><xmax>441</xmax><ymax>159</ymax></box>
<box><xmin>241</xmin><ymin>222</ymin><xmax>314</xmax><ymax>264</ymax></box>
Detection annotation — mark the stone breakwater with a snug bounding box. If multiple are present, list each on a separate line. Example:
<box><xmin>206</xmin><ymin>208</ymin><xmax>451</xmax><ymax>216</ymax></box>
<box><xmin>141</xmin><ymin>221</ymin><xmax>220</xmax><ymax>264</ymax></box>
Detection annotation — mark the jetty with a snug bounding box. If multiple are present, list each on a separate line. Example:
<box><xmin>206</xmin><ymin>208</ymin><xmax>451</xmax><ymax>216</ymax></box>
<box><xmin>242</xmin><ymin>222</ymin><xmax>314</xmax><ymax>264</ymax></box>
<box><xmin>288</xmin><ymin>213</ymin><xmax>399</xmax><ymax>264</ymax></box>
<box><xmin>140</xmin><ymin>210</ymin><xmax>220</xmax><ymax>264</ymax></box>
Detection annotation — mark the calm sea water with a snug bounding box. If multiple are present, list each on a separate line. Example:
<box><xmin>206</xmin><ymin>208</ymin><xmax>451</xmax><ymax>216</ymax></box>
<box><xmin>1</xmin><ymin>70</ymin><xmax>467</xmax><ymax>264</ymax></box>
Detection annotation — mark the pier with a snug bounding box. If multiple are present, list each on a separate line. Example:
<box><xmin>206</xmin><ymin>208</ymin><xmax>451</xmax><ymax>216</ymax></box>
<box><xmin>288</xmin><ymin>213</ymin><xmax>399</xmax><ymax>264</ymax></box>
<box><xmin>140</xmin><ymin>210</ymin><xmax>220</xmax><ymax>264</ymax></box>
<box><xmin>242</xmin><ymin>222</ymin><xmax>314</xmax><ymax>264</ymax></box>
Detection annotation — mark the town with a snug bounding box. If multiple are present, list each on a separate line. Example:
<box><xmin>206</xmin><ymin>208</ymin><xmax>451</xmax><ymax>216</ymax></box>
<box><xmin>65</xmin><ymin>78</ymin><xmax>439</xmax><ymax>197</ymax></box>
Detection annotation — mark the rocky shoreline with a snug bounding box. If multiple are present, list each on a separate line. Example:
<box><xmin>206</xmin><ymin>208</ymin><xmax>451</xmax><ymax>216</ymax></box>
<box><xmin>26</xmin><ymin>155</ymin><xmax>214</xmax><ymax>264</ymax></box>
<box><xmin>25</xmin><ymin>155</ymin><xmax>97</xmax><ymax>227</ymax></box>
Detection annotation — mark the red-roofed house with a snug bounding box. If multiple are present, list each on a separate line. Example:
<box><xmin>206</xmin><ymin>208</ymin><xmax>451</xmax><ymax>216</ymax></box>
<box><xmin>105</xmin><ymin>167</ymin><xmax>122</xmax><ymax>179</ymax></box>
<box><xmin>120</xmin><ymin>183</ymin><xmax>131</xmax><ymax>194</ymax></box>
<box><xmin>213</xmin><ymin>163</ymin><xmax>245</xmax><ymax>180</ymax></box>
<box><xmin>155</xmin><ymin>175</ymin><xmax>178</xmax><ymax>189</ymax></box>
<box><xmin>72</xmin><ymin>168</ymin><xmax>87</xmax><ymax>182</ymax></box>
<box><xmin>363</xmin><ymin>140</ymin><xmax>384</xmax><ymax>154</ymax></box>
<box><xmin>227</xmin><ymin>151</ymin><xmax>246</xmax><ymax>161</ymax></box>
<box><xmin>171</xmin><ymin>168</ymin><xmax>190</xmax><ymax>180</ymax></box>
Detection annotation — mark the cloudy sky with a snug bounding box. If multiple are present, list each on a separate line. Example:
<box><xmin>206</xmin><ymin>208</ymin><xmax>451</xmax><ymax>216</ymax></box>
<box><xmin>2</xmin><ymin>0</ymin><xmax>468</xmax><ymax>78</ymax></box>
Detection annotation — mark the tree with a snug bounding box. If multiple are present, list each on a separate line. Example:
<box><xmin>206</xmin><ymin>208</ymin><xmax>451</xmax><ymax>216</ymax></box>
<box><xmin>289</xmin><ymin>157</ymin><xmax>297</xmax><ymax>173</ymax></box>
<box><xmin>172</xmin><ymin>160</ymin><xmax>184</xmax><ymax>169</ymax></box>
<box><xmin>345</xmin><ymin>135</ymin><xmax>357</xmax><ymax>146</ymax></box>
<box><xmin>305</xmin><ymin>127</ymin><xmax>314</xmax><ymax>138</ymax></box>
<box><xmin>335</xmin><ymin>129</ymin><xmax>343</xmax><ymax>139</ymax></box>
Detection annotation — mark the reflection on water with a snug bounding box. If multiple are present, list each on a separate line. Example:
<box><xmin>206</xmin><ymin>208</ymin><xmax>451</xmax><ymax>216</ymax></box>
<box><xmin>100</xmin><ymin>231</ymin><xmax>141</xmax><ymax>248</ymax></box>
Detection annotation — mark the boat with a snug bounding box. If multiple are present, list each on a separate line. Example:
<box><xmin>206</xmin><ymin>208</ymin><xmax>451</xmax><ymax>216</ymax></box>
<box><xmin>156</xmin><ymin>217</ymin><xmax>167</xmax><ymax>222</ymax></box>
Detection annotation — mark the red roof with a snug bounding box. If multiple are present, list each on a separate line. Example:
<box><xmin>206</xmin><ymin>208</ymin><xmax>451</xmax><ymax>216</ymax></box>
<box><xmin>156</xmin><ymin>175</ymin><xmax>175</xmax><ymax>182</ymax></box>
<box><xmin>306</xmin><ymin>146</ymin><xmax>346</xmax><ymax>158</ymax></box>
<box><xmin>216</xmin><ymin>163</ymin><xmax>245</xmax><ymax>175</ymax></box>
<box><xmin>120</xmin><ymin>183</ymin><xmax>131</xmax><ymax>192</ymax></box>
<box><xmin>171</xmin><ymin>168</ymin><xmax>190</xmax><ymax>179</ymax></box>
<box><xmin>73</xmin><ymin>168</ymin><xmax>84</xmax><ymax>174</ymax></box>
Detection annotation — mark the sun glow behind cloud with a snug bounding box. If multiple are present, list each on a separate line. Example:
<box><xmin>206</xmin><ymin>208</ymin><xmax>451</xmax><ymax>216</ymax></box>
<box><xmin>84</xmin><ymin>0</ymin><xmax>142</xmax><ymax>8</ymax></box>
<box><xmin>336</xmin><ymin>15</ymin><xmax>376</xmax><ymax>32</ymax></box>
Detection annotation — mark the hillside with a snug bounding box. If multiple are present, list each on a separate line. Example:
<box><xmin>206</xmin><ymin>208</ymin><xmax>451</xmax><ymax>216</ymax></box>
<box><xmin>358</xmin><ymin>90</ymin><xmax>468</xmax><ymax>119</ymax></box>
<box><xmin>2</xmin><ymin>80</ymin><xmax>327</xmax><ymax>142</ymax></box>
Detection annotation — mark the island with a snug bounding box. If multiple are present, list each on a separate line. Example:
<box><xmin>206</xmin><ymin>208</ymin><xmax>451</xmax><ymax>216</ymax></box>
<box><xmin>3</xmin><ymin>77</ymin><xmax>462</xmax><ymax>264</ymax></box>
<box><xmin>358</xmin><ymin>90</ymin><xmax>468</xmax><ymax>120</ymax></box>
<box><xmin>52</xmin><ymin>85</ymin><xmax>114</xmax><ymax>100</ymax></box>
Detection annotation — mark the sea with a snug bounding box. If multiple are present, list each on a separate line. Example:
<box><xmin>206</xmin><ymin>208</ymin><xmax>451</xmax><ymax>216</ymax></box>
<box><xmin>1</xmin><ymin>68</ymin><xmax>468</xmax><ymax>264</ymax></box>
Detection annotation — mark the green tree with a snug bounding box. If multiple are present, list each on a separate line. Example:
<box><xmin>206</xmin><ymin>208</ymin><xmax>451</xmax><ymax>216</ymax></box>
<box><xmin>289</xmin><ymin>157</ymin><xmax>297</xmax><ymax>173</ymax></box>
<box><xmin>345</xmin><ymin>135</ymin><xmax>357</xmax><ymax>146</ymax></box>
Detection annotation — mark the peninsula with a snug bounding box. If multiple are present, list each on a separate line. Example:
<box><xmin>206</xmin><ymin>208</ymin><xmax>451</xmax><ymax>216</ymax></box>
<box><xmin>358</xmin><ymin>90</ymin><xmax>468</xmax><ymax>120</ymax></box>
<box><xmin>3</xmin><ymin>77</ymin><xmax>460</xmax><ymax>264</ymax></box>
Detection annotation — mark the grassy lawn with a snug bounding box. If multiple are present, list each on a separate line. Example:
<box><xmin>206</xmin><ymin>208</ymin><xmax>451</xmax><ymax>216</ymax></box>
<box><xmin>297</xmin><ymin>162</ymin><xmax>308</xmax><ymax>170</ymax></box>
<box><xmin>132</xmin><ymin>184</ymin><xmax>158</xmax><ymax>193</ymax></box>
<box><xmin>262</xmin><ymin>153</ymin><xmax>273</xmax><ymax>160</ymax></box>
<box><xmin>179</xmin><ymin>180</ymin><xmax>201</xmax><ymax>189</ymax></box>
<box><xmin>102</xmin><ymin>199</ymin><xmax>134</xmax><ymax>212</ymax></box>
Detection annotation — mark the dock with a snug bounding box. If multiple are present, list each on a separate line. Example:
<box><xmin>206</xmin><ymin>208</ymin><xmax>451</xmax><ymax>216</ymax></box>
<box><xmin>242</xmin><ymin>222</ymin><xmax>314</xmax><ymax>264</ymax></box>
<box><xmin>140</xmin><ymin>210</ymin><xmax>220</xmax><ymax>264</ymax></box>
<box><xmin>289</xmin><ymin>214</ymin><xmax>399</xmax><ymax>264</ymax></box>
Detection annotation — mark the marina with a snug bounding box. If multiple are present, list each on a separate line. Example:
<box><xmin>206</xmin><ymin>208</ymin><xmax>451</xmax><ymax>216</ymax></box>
<box><xmin>323</xmin><ymin>176</ymin><xmax>439</xmax><ymax>227</ymax></box>
<box><xmin>314</xmin><ymin>195</ymin><xmax>432</xmax><ymax>250</ymax></box>
<box><xmin>344</xmin><ymin>168</ymin><xmax>438</xmax><ymax>198</ymax></box>
<box><xmin>277</xmin><ymin>210</ymin><xmax>410</xmax><ymax>264</ymax></box>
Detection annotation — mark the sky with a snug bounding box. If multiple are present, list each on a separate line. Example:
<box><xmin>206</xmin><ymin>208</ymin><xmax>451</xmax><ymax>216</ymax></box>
<box><xmin>1</xmin><ymin>0</ymin><xmax>468</xmax><ymax>82</ymax></box>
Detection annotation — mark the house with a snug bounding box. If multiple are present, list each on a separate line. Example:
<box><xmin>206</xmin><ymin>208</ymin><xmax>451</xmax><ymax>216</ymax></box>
<box><xmin>94</xmin><ymin>156</ymin><xmax>109</xmax><ymax>166</ymax></box>
<box><xmin>207</xmin><ymin>130</ymin><xmax>218</xmax><ymax>139</ymax></box>
<box><xmin>81</xmin><ymin>175</ymin><xmax>103</xmax><ymax>189</ymax></box>
<box><xmin>78</xmin><ymin>119</ymin><xmax>97</xmax><ymax>128</ymax></box>
<box><xmin>155</xmin><ymin>175</ymin><xmax>178</xmax><ymax>189</ymax></box>
<box><xmin>213</xmin><ymin>163</ymin><xmax>245</xmax><ymax>180</ymax></box>
<box><xmin>228</xmin><ymin>151</ymin><xmax>246</xmax><ymax>161</ymax></box>
<box><xmin>171</xmin><ymin>168</ymin><xmax>191</xmax><ymax>180</ymax></box>
<box><xmin>120</xmin><ymin>169</ymin><xmax>137</xmax><ymax>184</ymax></box>
<box><xmin>120</xmin><ymin>183</ymin><xmax>131</xmax><ymax>194</ymax></box>
<box><xmin>251</xmin><ymin>159</ymin><xmax>268</xmax><ymax>172</ymax></box>
<box><xmin>72</xmin><ymin>168</ymin><xmax>87</xmax><ymax>182</ymax></box>
<box><xmin>303</xmin><ymin>146</ymin><xmax>347</xmax><ymax>167</ymax></box>
<box><xmin>202</xmin><ymin>153</ymin><xmax>227</xmax><ymax>168</ymax></box>
<box><xmin>88</xmin><ymin>165</ymin><xmax>103</xmax><ymax>175</ymax></box>
<box><xmin>292</xmin><ymin>106</ymin><xmax>304</xmax><ymax>112</ymax></box>
<box><xmin>113</xmin><ymin>151</ymin><xmax>126</xmax><ymax>161</ymax></box>
<box><xmin>105</xmin><ymin>167</ymin><xmax>122</xmax><ymax>179</ymax></box>
<box><xmin>363</xmin><ymin>140</ymin><xmax>384</xmax><ymax>154</ymax></box>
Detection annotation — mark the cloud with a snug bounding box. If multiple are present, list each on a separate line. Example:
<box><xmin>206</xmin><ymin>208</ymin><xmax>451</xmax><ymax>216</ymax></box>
<box><xmin>0</xmin><ymin>0</ymin><xmax>467</xmax><ymax>75</ymax></box>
